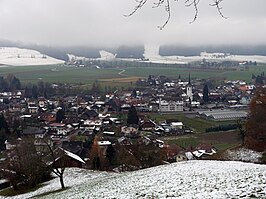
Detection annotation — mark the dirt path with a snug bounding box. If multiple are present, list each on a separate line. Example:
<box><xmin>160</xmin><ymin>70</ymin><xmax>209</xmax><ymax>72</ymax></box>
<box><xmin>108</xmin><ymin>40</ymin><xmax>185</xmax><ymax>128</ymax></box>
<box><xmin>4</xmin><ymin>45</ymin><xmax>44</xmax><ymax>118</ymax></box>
<box><xmin>118</xmin><ymin>69</ymin><xmax>126</xmax><ymax>76</ymax></box>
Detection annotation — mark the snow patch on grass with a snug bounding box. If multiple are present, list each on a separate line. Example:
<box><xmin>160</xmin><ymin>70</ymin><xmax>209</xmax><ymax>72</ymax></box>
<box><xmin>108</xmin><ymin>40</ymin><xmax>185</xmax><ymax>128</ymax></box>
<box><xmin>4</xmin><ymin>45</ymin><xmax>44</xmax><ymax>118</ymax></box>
<box><xmin>2</xmin><ymin>160</ymin><xmax>266</xmax><ymax>199</ymax></box>
<box><xmin>0</xmin><ymin>47</ymin><xmax>64</xmax><ymax>66</ymax></box>
<box><xmin>223</xmin><ymin>147</ymin><xmax>263</xmax><ymax>163</ymax></box>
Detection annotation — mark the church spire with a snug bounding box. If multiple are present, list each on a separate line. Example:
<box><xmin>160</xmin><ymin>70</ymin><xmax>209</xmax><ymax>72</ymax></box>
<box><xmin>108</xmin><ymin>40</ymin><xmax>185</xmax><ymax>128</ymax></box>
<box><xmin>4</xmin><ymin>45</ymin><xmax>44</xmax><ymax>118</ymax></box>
<box><xmin>187</xmin><ymin>72</ymin><xmax>193</xmax><ymax>102</ymax></box>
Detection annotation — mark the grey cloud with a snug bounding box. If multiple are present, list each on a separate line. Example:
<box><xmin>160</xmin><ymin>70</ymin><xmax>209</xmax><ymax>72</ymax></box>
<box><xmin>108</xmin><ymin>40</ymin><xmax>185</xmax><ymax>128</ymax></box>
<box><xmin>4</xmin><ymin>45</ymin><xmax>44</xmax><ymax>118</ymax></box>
<box><xmin>0</xmin><ymin>0</ymin><xmax>265</xmax><ymax>47</ymax></box>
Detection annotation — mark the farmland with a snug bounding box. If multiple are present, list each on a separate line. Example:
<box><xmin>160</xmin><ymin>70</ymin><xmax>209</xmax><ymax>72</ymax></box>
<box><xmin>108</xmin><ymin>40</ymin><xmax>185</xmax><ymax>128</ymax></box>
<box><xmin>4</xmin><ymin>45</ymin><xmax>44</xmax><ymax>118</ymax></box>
<box><xmin>147</xmin><ymin>113</ymin><xmax>241</xmax><ymax>150</ymax></box>
<box><xmin>0</xmin><ymin>63</ymin><xmax>265</xmax><ymax>86</ymax></box>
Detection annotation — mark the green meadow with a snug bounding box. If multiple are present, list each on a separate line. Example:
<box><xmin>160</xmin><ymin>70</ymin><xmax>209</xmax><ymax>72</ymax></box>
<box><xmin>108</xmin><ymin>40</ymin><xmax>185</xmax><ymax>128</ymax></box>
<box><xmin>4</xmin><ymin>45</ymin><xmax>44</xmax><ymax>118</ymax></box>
<box><xmin>0</xmin><ymin>63</ymin><xmax>265</xmax><ymax>85</ymax></box>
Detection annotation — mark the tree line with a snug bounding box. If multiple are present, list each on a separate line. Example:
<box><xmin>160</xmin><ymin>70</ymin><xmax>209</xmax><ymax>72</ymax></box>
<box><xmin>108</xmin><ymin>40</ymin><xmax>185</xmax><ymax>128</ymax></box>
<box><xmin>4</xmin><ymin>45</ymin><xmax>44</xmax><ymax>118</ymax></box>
<box><xmin>0</xmin><ymin>74</ymin><xmax>21</xmax><ymax>92</ymax></box>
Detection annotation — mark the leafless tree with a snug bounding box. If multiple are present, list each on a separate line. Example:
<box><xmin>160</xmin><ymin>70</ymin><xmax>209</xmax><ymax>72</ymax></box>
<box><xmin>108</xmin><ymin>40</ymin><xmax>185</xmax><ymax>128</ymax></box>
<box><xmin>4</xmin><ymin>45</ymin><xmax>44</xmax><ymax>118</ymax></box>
<box><xmin>44</xmin><ymin>144</ymin><xmax>67</xmax><ymax>189</ymax></box>
<box><xmin>0</xmin><ymin>138</ymin><xmax>51</xmax><ymax>190</ymax></box>
<box><xmin>126</xmin><ymin>0</ymin><xmax>227</xmax><ymax>29</ymax></box>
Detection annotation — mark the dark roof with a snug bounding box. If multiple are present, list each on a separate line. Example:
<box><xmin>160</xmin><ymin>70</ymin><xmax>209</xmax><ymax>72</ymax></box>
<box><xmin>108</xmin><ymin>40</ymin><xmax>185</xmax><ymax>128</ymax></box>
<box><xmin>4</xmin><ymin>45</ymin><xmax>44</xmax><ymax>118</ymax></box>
<box><xmin>62</xmin><ymin>140</ymin><xmax>83</xmax><ymax>154</ymax></box>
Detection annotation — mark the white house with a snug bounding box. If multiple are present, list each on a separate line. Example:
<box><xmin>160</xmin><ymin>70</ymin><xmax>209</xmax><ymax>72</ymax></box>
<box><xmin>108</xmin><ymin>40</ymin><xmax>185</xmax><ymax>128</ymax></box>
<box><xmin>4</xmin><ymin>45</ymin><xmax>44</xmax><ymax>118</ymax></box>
<box><xmin>159</xmin><ymin>99</ymin><xmax>183</xmax><ymax>112</ymax></box>
<box><xmin>170</xmin><ymin>122</ymin><xmax>183</xmax><ymax>130</ymax></box>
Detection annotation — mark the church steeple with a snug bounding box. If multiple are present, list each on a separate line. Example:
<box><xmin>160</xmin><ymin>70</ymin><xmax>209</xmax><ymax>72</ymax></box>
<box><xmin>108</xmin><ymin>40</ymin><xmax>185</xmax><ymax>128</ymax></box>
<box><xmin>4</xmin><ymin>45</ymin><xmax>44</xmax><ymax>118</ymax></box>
<box><xmin>187</xmin><ymin>72</ymin><xmax>193</xmax><ymax>102</ymax></box>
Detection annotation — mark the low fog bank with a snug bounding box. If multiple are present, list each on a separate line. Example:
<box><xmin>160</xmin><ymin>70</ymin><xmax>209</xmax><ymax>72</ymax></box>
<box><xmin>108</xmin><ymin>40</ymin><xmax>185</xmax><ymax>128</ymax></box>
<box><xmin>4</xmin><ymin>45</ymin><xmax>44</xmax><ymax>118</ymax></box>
<box><xmin>1</xmin><ymin>39</ymin><xmax>266</xmax><ymax>60</ymax></box>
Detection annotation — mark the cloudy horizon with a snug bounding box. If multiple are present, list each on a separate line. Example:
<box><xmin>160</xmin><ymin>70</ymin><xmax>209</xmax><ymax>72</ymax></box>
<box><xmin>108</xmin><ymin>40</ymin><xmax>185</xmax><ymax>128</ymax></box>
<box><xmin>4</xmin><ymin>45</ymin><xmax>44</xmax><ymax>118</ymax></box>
<box><xmin>0</xmin><ymin>0</ymin><xmax>266</xmax><ymax>48</ymax></box>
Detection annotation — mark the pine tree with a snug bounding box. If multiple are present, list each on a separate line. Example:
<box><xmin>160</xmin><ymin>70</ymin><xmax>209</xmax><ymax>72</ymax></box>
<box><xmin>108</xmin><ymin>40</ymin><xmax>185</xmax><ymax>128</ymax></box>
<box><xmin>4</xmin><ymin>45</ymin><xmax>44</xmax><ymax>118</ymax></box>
<box><xmin>127</xmin><ymin>106</ymin><xmax>139</xmax><ymax>125</ymax></box>
<box><xmin>106</xmin><ymin>144</ymin><xmax>116</xmax><ymax>166</ymax></box>
<box><xmin>203</xmin><ymin>84</ymin><xmax>209</xmax><ymax>103</ymax></box>
<box><xmin>56</xmin><ymin>108</ymin><xmax>65</xmax><ymax>123</ymax></box>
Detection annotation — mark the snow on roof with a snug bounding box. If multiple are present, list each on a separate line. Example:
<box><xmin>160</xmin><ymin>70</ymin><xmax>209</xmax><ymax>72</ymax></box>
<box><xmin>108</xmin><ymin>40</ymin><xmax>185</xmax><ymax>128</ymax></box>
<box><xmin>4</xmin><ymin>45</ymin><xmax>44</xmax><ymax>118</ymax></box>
<box><xmin>98</xmin><ymin>141</ymin><xmax>111</xmax><ymax>146</ymax></box>
<box><xmin>0</xmin><ymin>179</ymin><xmax>8</xmax><ymax>184</ymax></box>
<box><xmin>155</xmin><ymin>139</ymin><xmax>164</xmax><ymax>144</ymax></box>
<box><xmin>192</xmin><ymin>149</ymin><xmax>217</xmax><ymax>158</ymax></box>
<box><xmin>170</xmin><ymin>122</ymin><xmax>183</xmax><ymax>126</ymax></box>
<box><xmin>110</xmin><ymin>117</ymin><xmax>119</xmax><ymax>121</ymax></box>
<box><xmin>20</xmin><ymin>115</ymin><xmax>32</xmax><ymax>118</ymax></box>
<box><xmin>103</xmin><ymin>131</ymin><xmax>115</xmax><ymax>135</ymax></box>
<box><xmin>63</xmin><ymin>149</ymin><xmax>85</xmax><ymax>164</ymax></box>
<box><xmin>192</xmin><ymin>150</ymin><xmax>205</xmax><ymax>158</ymax></box>
<box><xmin>99</xmin><ymin>113</ymin><xmax>110</xmax><ymax>118</ymax></box>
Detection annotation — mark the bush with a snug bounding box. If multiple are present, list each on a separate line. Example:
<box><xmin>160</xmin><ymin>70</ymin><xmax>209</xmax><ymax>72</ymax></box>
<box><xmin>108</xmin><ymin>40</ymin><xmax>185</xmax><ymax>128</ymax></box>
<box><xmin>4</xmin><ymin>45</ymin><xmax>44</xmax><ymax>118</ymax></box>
<box><xmin>205</xmin><ymin>124</ymin><xmax>238</xmax><ymax>133</ymax></box>
<box><xmin>261</xmin><ymin>151</ymin><xmax>266</xmax><ymax>164</ymax></box>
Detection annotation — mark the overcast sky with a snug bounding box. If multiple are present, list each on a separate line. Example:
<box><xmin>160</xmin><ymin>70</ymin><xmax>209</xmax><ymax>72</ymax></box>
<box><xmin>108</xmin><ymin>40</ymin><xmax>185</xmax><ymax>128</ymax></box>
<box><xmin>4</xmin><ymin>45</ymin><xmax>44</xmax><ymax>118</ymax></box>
<box><xmin>0</xmin><ymin>0</ymin><xmax>266</xmax><ymax>47</ymax></box>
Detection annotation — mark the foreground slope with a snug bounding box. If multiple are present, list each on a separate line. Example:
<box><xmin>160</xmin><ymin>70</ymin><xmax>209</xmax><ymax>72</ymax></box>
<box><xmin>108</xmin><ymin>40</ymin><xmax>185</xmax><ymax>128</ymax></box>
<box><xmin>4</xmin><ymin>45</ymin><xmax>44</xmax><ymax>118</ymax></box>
<box><xmin>5</xmin><ymin>160</ymin><xmax>266</xmax><ymax>199</ymax></box>
<box><xmin>0</xmin><ymin>47</ymin><xmax>64</xmax><ymax>66</ymax></box>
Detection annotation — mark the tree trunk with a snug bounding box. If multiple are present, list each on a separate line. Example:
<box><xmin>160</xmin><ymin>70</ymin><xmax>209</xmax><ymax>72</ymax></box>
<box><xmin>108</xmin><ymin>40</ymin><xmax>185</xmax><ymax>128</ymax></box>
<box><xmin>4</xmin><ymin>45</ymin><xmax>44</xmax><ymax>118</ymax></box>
<box><xmin>59</xmin><ymin>175</ymin><xmax>65</xmax><ymax>189</ymax></box>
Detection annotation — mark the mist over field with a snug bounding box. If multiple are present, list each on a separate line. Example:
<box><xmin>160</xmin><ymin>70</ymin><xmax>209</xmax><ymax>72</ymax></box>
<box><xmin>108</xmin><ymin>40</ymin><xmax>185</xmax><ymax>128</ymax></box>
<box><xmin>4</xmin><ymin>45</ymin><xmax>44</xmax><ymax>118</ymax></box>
<box><xmin>2</xmin><ymin>38</ymin><xmax>266</xmax><ymax>60</ymax></box>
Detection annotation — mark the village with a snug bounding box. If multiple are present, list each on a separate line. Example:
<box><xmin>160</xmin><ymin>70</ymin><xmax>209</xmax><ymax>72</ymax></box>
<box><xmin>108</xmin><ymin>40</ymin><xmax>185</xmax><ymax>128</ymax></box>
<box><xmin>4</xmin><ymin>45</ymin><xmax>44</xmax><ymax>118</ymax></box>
<box><xmin>1</xmin><ymin>71</ymin><xmax>263</xmax><ymax>174</ymax></box>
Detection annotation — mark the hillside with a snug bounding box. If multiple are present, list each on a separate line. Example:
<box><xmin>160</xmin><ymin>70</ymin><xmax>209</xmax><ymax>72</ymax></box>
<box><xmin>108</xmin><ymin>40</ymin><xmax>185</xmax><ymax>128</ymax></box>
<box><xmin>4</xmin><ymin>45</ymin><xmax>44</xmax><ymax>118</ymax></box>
<box><xmin>3</xmin><ymin>160</ymin><xmax>266</xmax><ymax>199</ymax></box>
<box><xmin>0</xmin><ymin>47</ymin><xmax>65</xmax><ymax>66</ymax></box>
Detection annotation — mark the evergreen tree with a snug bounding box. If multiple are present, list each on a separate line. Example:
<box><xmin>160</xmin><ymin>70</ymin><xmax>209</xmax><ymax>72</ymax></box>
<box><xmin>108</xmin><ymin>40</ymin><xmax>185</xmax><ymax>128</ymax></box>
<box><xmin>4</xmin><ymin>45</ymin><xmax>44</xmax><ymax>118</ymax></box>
<box><xmin>0</xmin><ymin>76</ymin><xmax>8</xmax><ymax>92</ymax></box>
<box><xmin>131</xmin><ymin>89</ymin><xmax>137</xmax><ymax>98</ymax></box>
<box><xmin>0</xmin><ymin>113</ymin><xmax>8</xmax><ymax>131</ymax></box>
<box><xmin>0</xmin><ymin>128</ymin><xmax>7</xmax><ymax>150</ymax></box>
<box><xmin>6</xmin><ymin>74</ymin><xmax>21</xmax><ymax>91</ymax></box>
<box><xmin>0</xmin><ymin>113</ymin><xmax>9</xmax><ymax>150</ymax></box>
<box><xmin>37</xmin><ymin>81</ymin><xmax>45</xmax><ymax>96</ymax></box>
<box><xmin>203</xmin><ymin>84</ymin><xmax>209</xmax><ymax>103</ymax></box>
<box><xmin>32</xmin><ymin>85</ymin><xmax>38</xmax><ymax>99</ymax></box>
<box><xmin>56</xmin><ymin>108</ymin><xmax>65</xmax><ymax>123</ymax></box>
<box><xmin>255</xmin><ymin>75</ymin><xmax>264</xmax><ymax>85</ymax></box>
<box><xmin>106</xmin><ymin>144</ymin><xmax>116</xmax><ymax>166</ymax></box>
<box><xmin>127</xmin><ymin>106</ymin><xmax>139</xmax><ymax>125</ymax></box>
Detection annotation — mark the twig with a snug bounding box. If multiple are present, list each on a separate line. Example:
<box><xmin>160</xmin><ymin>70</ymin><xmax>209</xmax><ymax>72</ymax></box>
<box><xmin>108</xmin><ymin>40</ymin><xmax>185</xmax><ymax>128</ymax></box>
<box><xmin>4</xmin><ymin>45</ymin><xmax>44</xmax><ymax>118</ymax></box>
<box><xmin>125</xmin><ymin>0</ymin><xmax>228</xmax><ymax>29</ymax></box>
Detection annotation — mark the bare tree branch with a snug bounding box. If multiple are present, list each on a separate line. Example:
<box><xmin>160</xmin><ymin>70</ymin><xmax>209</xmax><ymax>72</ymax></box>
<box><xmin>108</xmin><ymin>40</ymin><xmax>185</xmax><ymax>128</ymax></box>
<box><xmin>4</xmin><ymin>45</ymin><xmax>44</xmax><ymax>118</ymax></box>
<box><xmin>209</xmin><ymin>0</ymin><xmax>228</xmax><ymax>19</ymax></box>
<box><xmin>124</xmin><ymin>0</ymin><xmax>149</xmax><ymax>17</ymax></box>
<box><xmin>157</xmin><ymin>0</ymin><xmax>171</xmax><ymax>30</ymax></box>
<box><xmin>153</xmin><ymin>0</ymin><xmax>165</xmax><ymax>8</ymax></box>
<box><xmin>44</xmin><ymin>142</ymin><xmax>66</xmax><ymax>189</ymax></box>
<box><xmin>126</xmin><ymin>0</ymin><xmax>227</xmax><ymax>29</ymax></box>
<box><xmin>184</xmin><ymin>0</ymin><xmax>200</xmax><ymax>24</ymax></box>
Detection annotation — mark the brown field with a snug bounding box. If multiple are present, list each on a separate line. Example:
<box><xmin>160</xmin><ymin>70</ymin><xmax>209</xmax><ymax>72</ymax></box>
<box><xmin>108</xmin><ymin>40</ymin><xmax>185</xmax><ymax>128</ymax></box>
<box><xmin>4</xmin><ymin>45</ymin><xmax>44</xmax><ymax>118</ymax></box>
<box><xmin>99</xmin><ymin>76</ymin><xmax>141</xmax><ymax>83</ymax></box>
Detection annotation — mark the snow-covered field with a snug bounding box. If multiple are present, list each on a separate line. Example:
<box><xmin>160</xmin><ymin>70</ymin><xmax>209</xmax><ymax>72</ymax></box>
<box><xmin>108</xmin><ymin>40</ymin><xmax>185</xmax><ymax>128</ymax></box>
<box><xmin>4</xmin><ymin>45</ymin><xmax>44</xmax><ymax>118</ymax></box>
<box><xmin>140</xmin><ymin>54</ymin><xmax>266</xmax><ymax>65</ymax></box>
<box><xmin>3</xmin><ymin>160</ymin><xmax>266</xmax><ymax>199</ymax></box>
<box><xmin>67</xmin><ymin>45</ymin><xmax>266</xmax><ymax>65</ymax></box>
<box><xmin>0</xmin><ymin>47</ymin><xmax>64</xmax><ymax>66</ymax></box>
<box><xmin>141</xmin><ymin>45</ymin><xmax>266</xmax><ymax>64</ymax></box>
